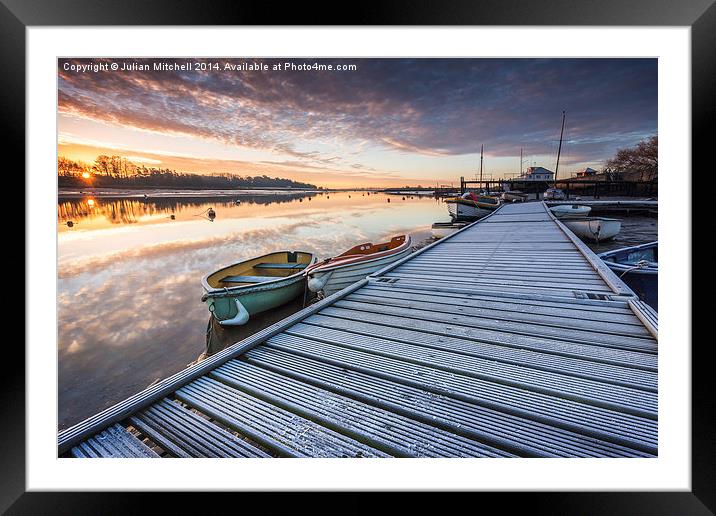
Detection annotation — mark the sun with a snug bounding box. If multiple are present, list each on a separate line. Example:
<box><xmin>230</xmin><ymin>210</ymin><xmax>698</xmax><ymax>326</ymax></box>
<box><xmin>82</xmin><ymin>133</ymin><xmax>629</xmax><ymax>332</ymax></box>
<box><xmin>81</xmin><ymin>172</ymin><xmax>91</xmax><ymax>179</ymax></box>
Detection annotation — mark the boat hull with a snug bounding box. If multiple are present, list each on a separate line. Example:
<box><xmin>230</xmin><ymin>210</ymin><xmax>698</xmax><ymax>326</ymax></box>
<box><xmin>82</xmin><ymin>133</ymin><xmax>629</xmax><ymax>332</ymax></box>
<box><xmin>202</xmin><ymin>251</ymin><xmax>316</xmax><ymax>325</ymax></box>
<box><xmin>599</xmin><ymin>242</ymin><xmax>657</xmax><ymax>310</ymax></box>
<box><xmin>502</xmin><ymin>192</ymin><xmax>527</xmax><ymax>203</ymax></box>
<box><xmin>446</xmin><ymin>200</ymin><xmax>497</xmax><ymax>220</ymax></box>
<box><xmin>431</xmin><ymin>222</ymin><xmax>468</xmax><ymax>239</ymax></box>
<box><xmin>551</xmin><ymin>204</ymin><xmax>591</xmax><ymax>218</ymax></box>
<box><xmin>562</xmin><ymin>217</ymin><xmax>621</xmax><ymax>242</ymax></box>
<box><xmin>307</xmin><ymin>245</ymin><xmax>412</xmax><ymax>297</ymax></box>
<box><xmin>204</xmin><ymin>277</ymin><xmax>306</xmax><ymax>324</ymax></box>
<box><xmin>607</xmin><ymin>267</ymin><xmax>657</xmax><ymax>310</ymax></box>
<box><xmin>544</xmin><ymin>189</ymin><xmax>566</xmax><ymax>200</ymax></box>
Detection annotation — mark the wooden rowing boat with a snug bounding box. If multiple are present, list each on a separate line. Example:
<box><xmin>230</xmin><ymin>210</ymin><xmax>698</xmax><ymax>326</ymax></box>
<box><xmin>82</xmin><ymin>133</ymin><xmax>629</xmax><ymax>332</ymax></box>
<box><xmin>201</xmin><ymin>251</ymin><xmax>317</xmax><ymax>326</ymax></box>
<box><xmin>445</xmin><ymin>192</ymin><xmax>500</xmax><ymax>220</ymax></box>
<box><xmin>304</xmin><ymin>235</ymin><xmax>412</xmax><ymax>297</ymax></box>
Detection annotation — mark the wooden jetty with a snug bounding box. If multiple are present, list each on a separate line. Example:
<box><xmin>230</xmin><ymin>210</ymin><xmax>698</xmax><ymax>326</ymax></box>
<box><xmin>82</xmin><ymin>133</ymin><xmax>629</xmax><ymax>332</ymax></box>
<box><xmin>58</xmin><ymin>202</ymin><xmax>658</xmax><ymax>458</ymax></box>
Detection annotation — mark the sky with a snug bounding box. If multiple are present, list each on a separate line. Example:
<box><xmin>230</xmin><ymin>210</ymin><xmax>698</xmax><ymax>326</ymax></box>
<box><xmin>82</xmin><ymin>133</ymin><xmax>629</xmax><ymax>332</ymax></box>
<box><xmin>57</xmin><ymin>58</ymin><xmax>657</xmax><ymax>188</ymax></box>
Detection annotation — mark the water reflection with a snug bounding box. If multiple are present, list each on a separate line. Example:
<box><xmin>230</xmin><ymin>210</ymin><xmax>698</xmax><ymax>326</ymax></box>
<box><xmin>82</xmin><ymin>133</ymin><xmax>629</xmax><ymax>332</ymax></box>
<box><xmin>58</xmin><ymin>191</ymin><xmax>446</xmax><ymax>429</ymax></box>
<box><xmin>57</xmin><ymin>192</ymin><xmax>319</xmax><ymax>227</ymax></box>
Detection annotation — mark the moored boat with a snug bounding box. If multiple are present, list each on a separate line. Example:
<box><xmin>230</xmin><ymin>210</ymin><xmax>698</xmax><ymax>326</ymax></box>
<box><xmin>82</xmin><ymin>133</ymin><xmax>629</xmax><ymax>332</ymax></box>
<box><xmin>445</xmin><ymin>192</ymin><xmax>500</xmax><ymax>220</ymax></box>
<box><xmin>598</xmin><ymin>241</ymin><xmax>657</xmax><ymax>310</ymax></box>
<box><xmin>561</xmin><ymin>217</ymin><xmax>621</xmax><ymax>242</ymax></box>
<box><xmin>304</xmin><ymin>235</ymin><xmax>412</xmax><ymax>297</ymax></box>
<box><xmin>502</xmin><ymin>190</ymin><xmax>528</xmax><ymax>203</ymax></box>
<box><xmin>544</xmin><ymin>188</ymin><xmax>566</xmax><ymax>200</ymax></box>
<box><xmin>550</xmin><ymin>204</ymin><xmax>591</xmax><ymax>218</ymax></box>
<box><xmin>431</xmin><ymin>221</ymin><xmax>469</xmax><ymax>239</ymax></box>
<box><xmin>201</xmin><ymin>251</ymin><xmax>317</xmax><ymax>326</ymax></box>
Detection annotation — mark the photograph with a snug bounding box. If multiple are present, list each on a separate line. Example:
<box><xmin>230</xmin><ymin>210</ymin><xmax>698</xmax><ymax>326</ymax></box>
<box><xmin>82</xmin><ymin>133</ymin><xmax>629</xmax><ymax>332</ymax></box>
<box><xmin>56</xmin><ymin>56</ymin><xmax>660</xmax><ymax>459</ymax></box>
<box><xmin>0</xmin><ymin>0</ymin><xmax>709</xmax><ymax>504</ymax></box>
<box><xmin>3</xmin><ymin>3</ymin><xmax>705</xmax><ymax>505</ymax></box>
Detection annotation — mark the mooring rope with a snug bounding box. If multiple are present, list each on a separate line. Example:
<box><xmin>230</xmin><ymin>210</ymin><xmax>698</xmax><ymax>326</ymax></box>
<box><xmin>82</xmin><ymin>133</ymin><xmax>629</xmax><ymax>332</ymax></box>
<box><xmin>619</xmin><ymin>259</ymin><xmax>650</xmax><ymax>278</ymax></box>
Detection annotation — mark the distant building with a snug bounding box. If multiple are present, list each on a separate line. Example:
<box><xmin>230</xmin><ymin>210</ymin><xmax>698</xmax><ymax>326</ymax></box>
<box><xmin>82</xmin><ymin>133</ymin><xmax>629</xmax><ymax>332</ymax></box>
<box><xmin>518</xmin><ymin>166</ymin><xmax>554</xmax><ymax>181</ymax></box>
<box><xmin>575</xmin><ymin>167</ymin><xmax>598</xmax><ymax>177</ymax></box>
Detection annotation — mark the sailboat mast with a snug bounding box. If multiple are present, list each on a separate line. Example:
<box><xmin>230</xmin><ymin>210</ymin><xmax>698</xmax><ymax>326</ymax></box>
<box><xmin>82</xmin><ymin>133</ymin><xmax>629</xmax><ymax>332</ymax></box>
<box><xmin>479</xmin><ymin>144</ymin><xmax>483</xmax><ymax>189</ymax></box>
<box><xmin>555</xmin><ymin>111</ymin><xmax>566</xmax><ymax>181</ymax></box>
<box><xmin>520</xmin><ymin>147</ymin><xmax>523</xmax><ymax>176</ymax></box>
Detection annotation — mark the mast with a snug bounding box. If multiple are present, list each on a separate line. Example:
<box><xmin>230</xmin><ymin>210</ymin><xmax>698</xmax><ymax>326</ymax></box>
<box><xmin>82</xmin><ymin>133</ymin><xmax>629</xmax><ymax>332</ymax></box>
<box><xmin>479</xmin><ymin>144</ymin><xmax>483</xmax><ymax>189</ymax></box>
<box><xmin>520</xmin><ymin>147</ymin><xmax>523</xmax><ymax>176</ymax></box>
<box><xmin>555</xmin><ymin>110</ymin><xmax>566</xmax><ymax>182</ymax></box>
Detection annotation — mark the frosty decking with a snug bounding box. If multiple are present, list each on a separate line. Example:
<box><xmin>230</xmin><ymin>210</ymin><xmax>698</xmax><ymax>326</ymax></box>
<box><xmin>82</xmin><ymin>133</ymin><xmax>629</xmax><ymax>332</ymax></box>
<box><xmin>58</xmin><ymin>202</ymin><xmax>658</xmax><ymax>458</ymax></box>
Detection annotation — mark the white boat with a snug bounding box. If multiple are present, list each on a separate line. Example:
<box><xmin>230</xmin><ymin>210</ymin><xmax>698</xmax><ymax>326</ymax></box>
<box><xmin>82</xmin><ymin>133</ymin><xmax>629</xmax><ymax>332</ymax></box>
<box><xmin>304</xmin><ymin>235</ymin><xmax>412</xmax><ymax>297</ymax></box>
<box><xmin>561</xmin><ymin>217</ymin><xmax>621</xmax><ymax>242</ymax></box>
<box><xmin>544</xmin><ymin>188</ymin><xmax>566</xmax><ymax>200</ymax></box>
<box><xmin>502</xmin><ymin>190</ymin><xmax>528</xmax><ymax>203</ymax></box>
<box><xmin>550</xmin><ymin>204</ymin><xmax>591</xmax><ymax>218</ymax></box>
<box><xmin>445</xmin><ymin>192</ymin><xmax>500</xmax><ymax>220</ymax></box>
<box><xmin>431</xmin><ymin>221</ymin><xmax>469</xmax><ymax>239</ymax></box>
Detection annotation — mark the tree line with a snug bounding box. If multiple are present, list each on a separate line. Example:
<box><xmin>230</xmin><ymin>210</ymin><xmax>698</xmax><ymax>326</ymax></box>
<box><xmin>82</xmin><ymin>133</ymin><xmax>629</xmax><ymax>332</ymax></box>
<box><xmin>603</xmin><ymin>136</ymin><xmax>657</xmax><ymax>182</ymax></box>
<box><xmin>57</xmin><ymin>155</ymin><xmax>318</xmax><ymax>190</ymax></box>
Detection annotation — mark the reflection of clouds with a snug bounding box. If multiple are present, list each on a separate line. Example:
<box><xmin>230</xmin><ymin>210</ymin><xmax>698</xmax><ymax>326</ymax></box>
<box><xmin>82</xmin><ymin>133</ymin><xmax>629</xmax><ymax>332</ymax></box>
<box><xmin>66</xmin><ymin>340</ymin><xmax>81</xmax><ymax>354</ymax></box>
<box><xmin>59</xmin><ymin>196</ymin><xmax>441</xmax><ymax>276</ymax></box>
<box><xmin>59</xmin><ymin>220</ymin><xmax>321</xmax><ymax>278</ymax></box>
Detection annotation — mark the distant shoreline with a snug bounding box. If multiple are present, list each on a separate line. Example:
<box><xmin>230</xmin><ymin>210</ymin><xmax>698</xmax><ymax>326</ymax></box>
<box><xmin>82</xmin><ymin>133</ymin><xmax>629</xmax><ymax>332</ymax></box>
<box><xmin>57</xmin><ymin>186</ymin><xmax>384</xmax><ymax>199</ymax></box>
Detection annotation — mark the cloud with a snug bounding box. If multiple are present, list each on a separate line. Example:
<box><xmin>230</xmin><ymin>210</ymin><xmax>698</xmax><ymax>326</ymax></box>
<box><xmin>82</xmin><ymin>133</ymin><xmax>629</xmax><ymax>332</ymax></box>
<box><xmin>58</xmin><ymin>58</ymin><xmax>657</xmax><ymax>172</ymax></box>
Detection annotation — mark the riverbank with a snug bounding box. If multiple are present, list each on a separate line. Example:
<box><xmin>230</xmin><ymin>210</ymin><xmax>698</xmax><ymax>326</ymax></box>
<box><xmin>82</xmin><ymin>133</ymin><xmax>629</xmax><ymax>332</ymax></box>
<box><xmin>58</xmin><ymin>186</ymin><xmax>324</xmax><ymax>199</ymax></box>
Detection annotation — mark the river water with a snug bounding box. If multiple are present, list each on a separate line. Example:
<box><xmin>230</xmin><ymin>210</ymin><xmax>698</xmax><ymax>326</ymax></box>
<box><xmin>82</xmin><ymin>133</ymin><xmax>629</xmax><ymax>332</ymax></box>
<box><xmin>57</xmin><ymin>191</ymin><xmax>656</xmax><ymax>430</ymax></box>
<box><xmin>57</xmin><ymin>190</ymin><xmax>448</xmax><ymax>429</ymax></box>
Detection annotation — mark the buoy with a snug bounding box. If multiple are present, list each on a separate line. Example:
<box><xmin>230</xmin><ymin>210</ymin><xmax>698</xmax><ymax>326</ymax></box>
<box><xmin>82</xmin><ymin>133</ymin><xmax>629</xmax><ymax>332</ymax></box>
<box><xmin>299</xmin><ymin>198</ymin><xmax>303</xmax><ymax>202</ymax></box>
<box><xmin>348</xmin><ymin>195</ymin><xmax>351</xmax><ymax>198</ymax></box>
<box><xmin>207</xmin><ymin>208</ymin><xmax>216</xmax><ymax>220</ymax></box>
<box><xmin>170</xmin><ymin>214</ymin><xmax>175</xmax><ymax>220</ymax></box>
<box><xmin>235</xmin><ymin>200</ymin><xmax>241</xmax><ymax>205</ymax></box>
<box><xmin>66</xmin><ymin>221</ymin><xmax>74</xmax><ymax>227</ymax></box>
<box><xmin>402</xmin><ymin>197</ymin><xmax>406</xmax><ymax>200</ymax></box>
<box><xmin>144</xmin><ymin>194</ymin><xmax>148</xmax><ymax>198</ymax></box>
<box><xmin>308</xmin><ymin>197</ymin><xmax>312</xmax><ymax>201</ymax></box>
<box><xmin>327</xmin><ymin>196</ymin><xmax>330</xmax><ymax>199</ymax></box>
<box><xmin>387</xmin><ymin>198</ymin><xmax>391</xmax><ymax>203</ymax></box>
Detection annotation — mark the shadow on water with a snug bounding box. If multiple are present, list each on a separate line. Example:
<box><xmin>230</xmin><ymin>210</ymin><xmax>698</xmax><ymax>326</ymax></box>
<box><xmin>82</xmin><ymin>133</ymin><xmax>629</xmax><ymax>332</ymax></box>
<box><xmin>204</xmin><ymin>296</ymin><xmax>308</xmax><ymax>357</ymax></box>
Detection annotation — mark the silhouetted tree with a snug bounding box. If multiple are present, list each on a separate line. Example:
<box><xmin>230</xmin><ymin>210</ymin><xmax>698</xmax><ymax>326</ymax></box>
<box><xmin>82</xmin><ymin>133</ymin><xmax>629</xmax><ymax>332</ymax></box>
<box><xmin>604</xmin><ymin>136</ymin><xmax>657</xmax><ymax>181</ymax></box>
<box><xmin>60</xmin><ymin>154</ymin><xmax>317</xmax><ymax>189</ymax></box>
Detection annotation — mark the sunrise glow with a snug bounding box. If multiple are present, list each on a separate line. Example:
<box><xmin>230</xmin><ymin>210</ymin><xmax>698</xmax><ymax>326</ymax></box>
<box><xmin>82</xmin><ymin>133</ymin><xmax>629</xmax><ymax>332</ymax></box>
<box><xmin>58</xmin><ymin>58</ymin><xmax>657</xmax><ymax>188</ymax></box>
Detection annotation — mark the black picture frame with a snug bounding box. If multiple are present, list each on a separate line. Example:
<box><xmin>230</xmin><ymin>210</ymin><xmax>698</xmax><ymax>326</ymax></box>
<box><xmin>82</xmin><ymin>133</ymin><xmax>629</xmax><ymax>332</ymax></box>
<box><xmin>4</xmin><ymin>0</ymin><xmax>710</xmax><ymax>512</ymax></box>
